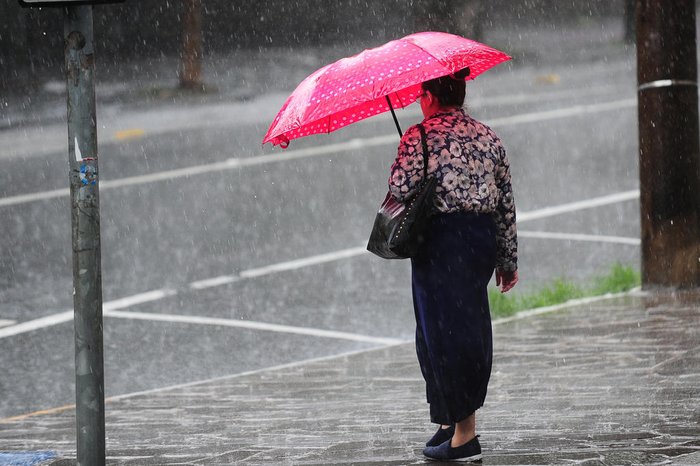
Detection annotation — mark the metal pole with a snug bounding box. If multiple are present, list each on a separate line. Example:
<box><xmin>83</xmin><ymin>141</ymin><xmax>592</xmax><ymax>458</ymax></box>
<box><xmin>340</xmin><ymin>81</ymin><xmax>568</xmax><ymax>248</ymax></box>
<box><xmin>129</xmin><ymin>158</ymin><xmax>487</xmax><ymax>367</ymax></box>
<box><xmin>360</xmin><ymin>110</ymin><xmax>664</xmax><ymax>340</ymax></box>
<box><xmin>64</xmin><ymin>5</ymin><xmax>105</xmax><ymax>465</ymax></box>
<box><xmin>636</xmin><ymin>0</ymin><xmax>700</xmax><ymax>288</ymax></box>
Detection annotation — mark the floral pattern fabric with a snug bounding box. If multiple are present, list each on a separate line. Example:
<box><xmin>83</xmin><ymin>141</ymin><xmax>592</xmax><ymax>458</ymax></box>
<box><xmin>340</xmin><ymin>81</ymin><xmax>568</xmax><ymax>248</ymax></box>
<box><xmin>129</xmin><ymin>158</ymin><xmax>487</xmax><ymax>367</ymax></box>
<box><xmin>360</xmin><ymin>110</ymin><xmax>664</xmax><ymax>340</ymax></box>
<box><xmin>389</xmin><ymin>107</ymin><xmax>517</xmax><ymax>271</ymax></box>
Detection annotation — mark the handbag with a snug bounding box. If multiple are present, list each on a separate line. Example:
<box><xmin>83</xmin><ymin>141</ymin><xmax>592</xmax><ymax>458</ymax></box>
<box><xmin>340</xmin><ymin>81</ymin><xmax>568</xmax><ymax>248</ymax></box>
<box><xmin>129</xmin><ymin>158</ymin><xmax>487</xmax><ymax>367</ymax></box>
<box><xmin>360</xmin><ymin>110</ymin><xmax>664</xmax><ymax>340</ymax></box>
<box><xmin>367</xmin><ymin>124</ymin><xmax>437</xmax><ymax>259</ymax></box>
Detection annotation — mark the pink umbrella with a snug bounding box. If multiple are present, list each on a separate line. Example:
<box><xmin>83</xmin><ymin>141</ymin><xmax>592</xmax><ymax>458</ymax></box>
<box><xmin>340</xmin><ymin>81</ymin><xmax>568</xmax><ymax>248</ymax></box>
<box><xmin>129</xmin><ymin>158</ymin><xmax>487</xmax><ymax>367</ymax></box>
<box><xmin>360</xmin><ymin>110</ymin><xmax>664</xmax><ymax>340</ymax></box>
<box><xmin>262</xmin><ymin>31</ymin><xmax>510</xmax><ymax>148</ymax></box>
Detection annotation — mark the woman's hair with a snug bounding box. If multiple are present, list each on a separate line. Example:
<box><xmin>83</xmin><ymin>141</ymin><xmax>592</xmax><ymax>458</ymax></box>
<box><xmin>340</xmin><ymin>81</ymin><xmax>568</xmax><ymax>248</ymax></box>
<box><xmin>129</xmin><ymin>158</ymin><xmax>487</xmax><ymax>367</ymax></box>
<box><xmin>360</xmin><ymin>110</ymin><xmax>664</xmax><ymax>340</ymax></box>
<box><xmin>422</xmin><ymin>67</ymin><xmax>470</xmax><ymax>107</ymax></box>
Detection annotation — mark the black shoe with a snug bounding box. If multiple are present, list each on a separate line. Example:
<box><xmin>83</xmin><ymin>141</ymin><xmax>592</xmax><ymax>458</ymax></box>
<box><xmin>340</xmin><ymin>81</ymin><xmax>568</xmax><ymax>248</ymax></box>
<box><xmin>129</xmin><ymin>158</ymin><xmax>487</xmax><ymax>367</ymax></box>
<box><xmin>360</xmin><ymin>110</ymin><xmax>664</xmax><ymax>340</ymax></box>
<box><xmin>426</xmin><ymin>425</ymin><xmax>455</xmax><ymax>447</ymax></box>
<box><xmin>423</xmin><ymin>435</ymin><xmax>482</xmax><ymax>462</ymax></box>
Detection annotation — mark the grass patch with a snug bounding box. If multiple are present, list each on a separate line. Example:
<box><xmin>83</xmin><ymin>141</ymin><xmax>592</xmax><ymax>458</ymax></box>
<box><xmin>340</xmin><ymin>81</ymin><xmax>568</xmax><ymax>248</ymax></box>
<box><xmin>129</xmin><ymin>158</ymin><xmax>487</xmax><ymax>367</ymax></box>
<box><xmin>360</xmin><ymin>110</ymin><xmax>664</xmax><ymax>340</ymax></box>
<box><xmin>489</xmin><ymin>264</ymin><xmax>641</xmax><ymax>319</ymax></box>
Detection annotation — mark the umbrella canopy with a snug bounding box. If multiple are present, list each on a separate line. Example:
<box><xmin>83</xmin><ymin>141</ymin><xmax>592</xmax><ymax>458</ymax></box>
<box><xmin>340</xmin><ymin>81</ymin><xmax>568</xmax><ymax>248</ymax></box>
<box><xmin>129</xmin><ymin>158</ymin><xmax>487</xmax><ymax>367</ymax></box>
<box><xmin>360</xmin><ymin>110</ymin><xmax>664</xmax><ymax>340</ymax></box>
<box><xmin>263</xmin><ymin>31</ymin><xmax>510</xmax><ymax>148</ymax></box>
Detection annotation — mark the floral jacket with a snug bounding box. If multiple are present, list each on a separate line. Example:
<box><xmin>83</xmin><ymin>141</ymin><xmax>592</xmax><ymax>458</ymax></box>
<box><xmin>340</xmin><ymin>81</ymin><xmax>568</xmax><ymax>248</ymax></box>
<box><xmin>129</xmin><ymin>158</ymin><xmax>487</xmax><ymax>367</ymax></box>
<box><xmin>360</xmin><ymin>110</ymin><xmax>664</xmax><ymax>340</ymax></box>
<box><xmin>388</xmin><ymin>107</ymin><xmax>518</xmax><ymax>271</ymax></box>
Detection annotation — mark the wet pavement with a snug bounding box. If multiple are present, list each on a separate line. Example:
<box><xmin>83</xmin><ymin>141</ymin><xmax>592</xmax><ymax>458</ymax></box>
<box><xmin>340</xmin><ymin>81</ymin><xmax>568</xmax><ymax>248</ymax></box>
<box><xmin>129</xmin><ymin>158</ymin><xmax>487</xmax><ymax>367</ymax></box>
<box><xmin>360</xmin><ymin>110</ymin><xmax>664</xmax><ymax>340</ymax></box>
<box><xmin>1</xmin><ymin>290</ymin><xmax>698</xmax><ymax>465</ymax></box>
<box><xmin>0</xmin><ymin>13</ymin><xmax>647</xmax><ymax>437</ymax></box>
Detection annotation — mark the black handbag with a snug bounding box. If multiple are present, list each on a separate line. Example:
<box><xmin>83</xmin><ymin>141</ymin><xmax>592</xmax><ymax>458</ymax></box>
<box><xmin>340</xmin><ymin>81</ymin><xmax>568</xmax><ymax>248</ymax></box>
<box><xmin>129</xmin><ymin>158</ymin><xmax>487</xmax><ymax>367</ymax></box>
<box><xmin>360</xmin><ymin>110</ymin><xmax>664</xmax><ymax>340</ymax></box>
<box><xmin>367</xmin><ymin>124</ymin><xmax>437</xmax><ymax>259</ymax></box>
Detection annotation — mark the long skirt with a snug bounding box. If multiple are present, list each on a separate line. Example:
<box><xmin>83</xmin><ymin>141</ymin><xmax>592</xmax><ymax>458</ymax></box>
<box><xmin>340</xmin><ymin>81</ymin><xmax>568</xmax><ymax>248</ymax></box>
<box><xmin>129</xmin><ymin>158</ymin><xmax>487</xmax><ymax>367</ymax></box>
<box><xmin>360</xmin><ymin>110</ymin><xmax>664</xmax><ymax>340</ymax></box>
<box><xmin>411</xmin><ymin>212</ymin><xmax>497</xmax><ymax>425</ymax></box>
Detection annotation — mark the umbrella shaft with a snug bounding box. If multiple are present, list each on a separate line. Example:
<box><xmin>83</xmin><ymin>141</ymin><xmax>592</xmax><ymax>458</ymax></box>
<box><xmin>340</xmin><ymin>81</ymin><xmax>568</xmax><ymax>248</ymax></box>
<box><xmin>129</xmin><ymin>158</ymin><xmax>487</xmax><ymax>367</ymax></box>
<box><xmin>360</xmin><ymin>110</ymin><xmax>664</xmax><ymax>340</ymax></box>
<box><xmin>385</xmin><ymin>95</ymin><xmax>403</xmax><ymax>137</ymax></box>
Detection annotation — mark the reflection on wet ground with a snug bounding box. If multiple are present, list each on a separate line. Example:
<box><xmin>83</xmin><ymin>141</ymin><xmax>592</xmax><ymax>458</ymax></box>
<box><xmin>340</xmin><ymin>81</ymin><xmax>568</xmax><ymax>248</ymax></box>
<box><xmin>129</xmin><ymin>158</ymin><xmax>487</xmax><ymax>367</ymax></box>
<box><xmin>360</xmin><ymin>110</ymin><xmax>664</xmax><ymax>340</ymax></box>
<box><xmin>0</xmin><ymin>291</ymin><xmax>698</xmax><ymax>465</ymax></box>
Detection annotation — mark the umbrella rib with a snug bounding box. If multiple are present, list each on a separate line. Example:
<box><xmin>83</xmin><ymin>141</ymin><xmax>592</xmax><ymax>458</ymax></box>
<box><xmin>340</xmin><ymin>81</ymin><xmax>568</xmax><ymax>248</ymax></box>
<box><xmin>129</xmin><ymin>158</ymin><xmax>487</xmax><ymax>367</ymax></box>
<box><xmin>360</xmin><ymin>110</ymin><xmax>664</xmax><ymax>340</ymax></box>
<box><xmin>401</xmin><ymin>40</ymin><xmax>502</xmax><ymax>81</ymax></box>
<box><xmin>403</xmin><ymin>40</ymin><xmax>449</xmax><ymax>76</ymax></box>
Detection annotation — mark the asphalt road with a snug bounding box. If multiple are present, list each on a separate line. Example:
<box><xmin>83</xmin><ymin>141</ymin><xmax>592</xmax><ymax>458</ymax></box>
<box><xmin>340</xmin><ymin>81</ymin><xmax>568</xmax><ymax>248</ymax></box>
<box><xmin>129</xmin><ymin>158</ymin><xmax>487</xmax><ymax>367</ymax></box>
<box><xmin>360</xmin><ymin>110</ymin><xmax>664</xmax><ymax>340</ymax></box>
<box><xmin>0</xmin><ymin>53</ymin><xmax>640</xmax><ymax>420</ymax></box>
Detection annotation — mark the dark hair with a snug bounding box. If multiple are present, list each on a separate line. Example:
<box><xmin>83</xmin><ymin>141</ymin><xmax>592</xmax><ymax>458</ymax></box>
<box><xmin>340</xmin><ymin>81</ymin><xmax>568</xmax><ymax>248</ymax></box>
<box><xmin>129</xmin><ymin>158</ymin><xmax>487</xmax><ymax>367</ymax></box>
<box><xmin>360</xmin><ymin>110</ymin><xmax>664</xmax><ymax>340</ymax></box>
<box><xmin>422</xmin><ymin>67</ymin><xmax>470</xmax><ymax>107</ymax></box>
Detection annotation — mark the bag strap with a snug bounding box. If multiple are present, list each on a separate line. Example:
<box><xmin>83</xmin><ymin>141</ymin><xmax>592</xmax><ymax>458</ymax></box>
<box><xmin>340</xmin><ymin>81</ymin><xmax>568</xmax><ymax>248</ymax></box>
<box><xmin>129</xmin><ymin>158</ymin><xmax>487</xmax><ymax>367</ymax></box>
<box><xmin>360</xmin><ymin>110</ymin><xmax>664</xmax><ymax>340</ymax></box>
<box><xmin>418</xmin><ymin>124</ymin><xmax>430</xmax><ymax>179</ymax></box>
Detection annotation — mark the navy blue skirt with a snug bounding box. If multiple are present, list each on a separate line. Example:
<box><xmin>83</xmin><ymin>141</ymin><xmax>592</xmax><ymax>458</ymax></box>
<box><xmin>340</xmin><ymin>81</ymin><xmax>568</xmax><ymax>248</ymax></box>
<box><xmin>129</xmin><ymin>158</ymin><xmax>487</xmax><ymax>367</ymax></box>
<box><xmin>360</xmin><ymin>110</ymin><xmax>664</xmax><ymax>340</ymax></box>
<box><xmin>411</xmin><ymin>212</ymin><xmax>497</xmax><ymax>425</ymax></box>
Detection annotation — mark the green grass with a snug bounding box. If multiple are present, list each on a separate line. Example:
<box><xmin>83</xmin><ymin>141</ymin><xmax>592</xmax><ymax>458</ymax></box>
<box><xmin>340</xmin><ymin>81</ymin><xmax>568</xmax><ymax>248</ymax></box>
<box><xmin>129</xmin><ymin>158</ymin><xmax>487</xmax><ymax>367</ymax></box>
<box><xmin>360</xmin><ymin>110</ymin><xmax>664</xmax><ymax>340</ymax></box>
<box><xmin>489</xmin><ymin>264</ymin><xmax>641</xmax><ymax>319</ymax></box>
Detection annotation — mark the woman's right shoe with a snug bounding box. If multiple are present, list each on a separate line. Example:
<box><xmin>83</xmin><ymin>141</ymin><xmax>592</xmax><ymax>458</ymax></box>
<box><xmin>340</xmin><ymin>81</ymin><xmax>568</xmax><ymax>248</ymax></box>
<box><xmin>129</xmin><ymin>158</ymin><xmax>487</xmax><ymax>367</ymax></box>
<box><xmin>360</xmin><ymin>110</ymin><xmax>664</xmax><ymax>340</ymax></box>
<box><xmin>426</xmin><ymin>425</ymin><xmax>455</xmax><ymax>447</ymax></box>
<box><xmin>423</xmin><ymin>435</ymin><xmax>482</xmax><ymax>462</ymax></box>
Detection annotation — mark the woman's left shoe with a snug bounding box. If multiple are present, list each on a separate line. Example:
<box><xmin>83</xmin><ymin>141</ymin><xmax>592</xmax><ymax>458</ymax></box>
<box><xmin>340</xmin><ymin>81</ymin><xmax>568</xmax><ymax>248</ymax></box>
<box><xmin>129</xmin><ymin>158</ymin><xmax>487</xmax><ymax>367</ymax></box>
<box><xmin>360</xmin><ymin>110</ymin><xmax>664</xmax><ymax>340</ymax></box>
<box><xmin>426</xmin><ymin>425</ymin><xmax>455</xmax><ymax>447</ymax></box>
<box><xmin>423</xmin><ymin>435</ymin><xmax>482</xmax><ymax>462</ymax></box>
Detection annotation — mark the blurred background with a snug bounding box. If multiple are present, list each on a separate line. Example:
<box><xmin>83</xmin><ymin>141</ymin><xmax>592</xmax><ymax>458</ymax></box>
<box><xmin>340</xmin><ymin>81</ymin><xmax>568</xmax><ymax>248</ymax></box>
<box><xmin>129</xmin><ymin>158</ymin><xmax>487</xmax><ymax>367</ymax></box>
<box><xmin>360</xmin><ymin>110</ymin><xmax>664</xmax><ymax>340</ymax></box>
<box><xmin>2</xmin><ymin>0</ymin><xmax>635</xmax><ymax>122</ymax></box>
<box><xmin>0</xmin><ymin>0</ymin><xmax>650</xmax><ymax>420</ymax></box>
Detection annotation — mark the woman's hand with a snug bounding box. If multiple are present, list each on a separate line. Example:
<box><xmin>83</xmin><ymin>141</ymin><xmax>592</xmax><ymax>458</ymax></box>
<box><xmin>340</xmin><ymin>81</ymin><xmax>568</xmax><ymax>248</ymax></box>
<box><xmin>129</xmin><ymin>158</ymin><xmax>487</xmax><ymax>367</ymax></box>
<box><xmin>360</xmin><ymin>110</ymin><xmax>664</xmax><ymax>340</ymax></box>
<box><xmin>496</xmin><ymin>269</ymin><xmax>518</xmax><ymax>293</ymax></box>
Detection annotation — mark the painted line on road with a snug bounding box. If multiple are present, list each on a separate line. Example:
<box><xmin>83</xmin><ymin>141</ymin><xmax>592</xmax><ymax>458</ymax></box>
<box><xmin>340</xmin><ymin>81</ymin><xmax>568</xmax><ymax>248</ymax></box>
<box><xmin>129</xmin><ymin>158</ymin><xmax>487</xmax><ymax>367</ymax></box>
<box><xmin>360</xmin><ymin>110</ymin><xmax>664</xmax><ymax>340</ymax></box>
<box><xmin>1</xmin><ymin>289</ymin><xmax>638</xmax><ymax>425</ymax></box>
<box><xmin>103</xmin><ymin>288</ymin><xmax>178</xmax><ymax>311</ymax></box>
<box><xmin>239</xmin><ymin>246</ymin><xmax>368</xmax><ymax>279</ymax></box>
<box><xmin>114</xmin><ymin>128</ymin><xmax>146</xmax><ymax>140</ymax></box>
<box><xmin>0</xmin><ymin>404</ymin><xmax>77</xmax><ymax>423</ymax></box>
<box><xmin>103</xmin><ymin>309</ymin><xmax>403</xmax><ymax>346</ymax></box>
<box><xmin>491</xmin><ymin>288</ymin><xmax>641</xmax><ymax>325</ymax></box>
<box><xmin>0</xmin><ymin>289</ymin><xmax>176</xmax><ymax>339</ymax></box>
<box><xmin>0</xmin><ymin>81</ymin><xmax>631</xmax><ymax>162</ymax></box>
<box><xmin>0</xmin><ymin>187</ymin><xmax>68</xmax><ymax>208</ymax></box>
<box><xmin>0</xmin><ymin>98</ymin><xmax>636</xmax><ymax>208</ymax></box>
<box><xmin>518</xmin><ymin>189</ymin><xmax>640</xmax><ymax>222</ymax></box>
<box><xmin>489</xmin><ymin>98</ymin><xmax>636</xmax><ymax>127</ymax></box>
<box><xmin>0</xmin><ymin>343</ymin><xmax>406</xmax><ymax>424</ymax></box>
<box><xmin>189</xmin><ymin>275</ymin><xmax>240</xmax><ymax>290</ymax></box>
<box><xmin>190</xmin><ymin>246</ymin><xmax>368</xmax><ymax>290</ymax></box>
<box><xmin>104</xmin><ymin>342</ymin><xmax>407</xmax><ymax>401</ymax></box>
<box><xmin>0</xmin><ymin>189</ymin><xmax>641</xmax><ymax>341</ymax></box>
<box><xmin>472</xmin><ymin>84</ymin><xmax>632</xmax><ymax>108</ymax></box>
<box><xmin>220</xmin><ymin>193</ymin><xmax>642</xmax><ymax>284</ymax></box>
<box><xmin>519</xmin><ymin>230</ymin><xmax>640</xmax><ymax>245</ymax></box>
<box><xmin>0</xmin><ymin>319</ymin><xmax>15</xmax><ymax>328</ymax></box>
<box><xmin>0</xmin><ymin>311</ymin><xmax>73</xmax><ymax>339</ymax></box>
<box><xmin>394</xmin><ymin>85</ymin><xmax>634</xmax><ymax>120</ymax></box>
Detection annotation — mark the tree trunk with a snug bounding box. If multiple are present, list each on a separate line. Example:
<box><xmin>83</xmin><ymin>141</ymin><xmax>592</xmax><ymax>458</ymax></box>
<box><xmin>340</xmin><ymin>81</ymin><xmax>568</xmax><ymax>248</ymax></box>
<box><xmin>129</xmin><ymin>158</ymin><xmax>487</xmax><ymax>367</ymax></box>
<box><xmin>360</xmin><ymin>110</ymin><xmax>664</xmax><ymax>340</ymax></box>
<box><xmin>180</xmin><ymin>0</ymin><xmax>203</xmax><ymax>90</ymax></box>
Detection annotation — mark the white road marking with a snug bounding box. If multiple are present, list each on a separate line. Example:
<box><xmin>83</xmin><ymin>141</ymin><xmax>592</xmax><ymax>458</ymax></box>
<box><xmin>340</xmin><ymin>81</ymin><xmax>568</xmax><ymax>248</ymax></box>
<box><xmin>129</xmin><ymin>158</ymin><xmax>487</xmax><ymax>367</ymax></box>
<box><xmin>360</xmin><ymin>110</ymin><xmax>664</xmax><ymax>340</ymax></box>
<box><xmin>2</xmin><ymin>288</ymin><xmax>634</xmax><ymax>422</ymax></box>
<box><xmin>189</xmin><ymin>275</ymin><xmax>240</xmax><ymax>290</ymax></box>
<box><xmin>471</xmin><ymin>84</ymin><xmax>632</xmax><ymax>107</ymax></box>
<box><xmin>489</xmin><ymin>99</ymin><xmax>636</xmax><ymax>127</ymax></box>
<box><xmin>0</xmin><ymin>188</ymin><xmax>68</xmax><ymax>208</ymax></box>
<box><xmin>105</xmin><ymin>343</ymin><xmax>406</xmax><ymax>402</ymax></box>
<box><xmin>239</xmin><ymin>246</ymin><xmax>368</xmax><ymax>279</ymax></box>
<box><xmin>0</xmin><ymin>81</ymin><xmax>631</xmax><ymax>162</ymax></box>
<box><xmin>0</xmin><ymin>85</ymin><xmax>643</xmax><ymax>420</ymax></box>
<box><xmin>189</xmin><ymin>247</ymin><xmax>368</xmax><ymax>290</ymax></box>
<box><xmin>102</xmin><ymin>289</ymin><xmax>178</xmax><ymax>311</ymax></box>
<box><xmin>103</xmin><ymin>309</ymin><xmax>402</xmax><ymax>346</ymax></box>
<box><xmin>0</xmin><ymin>190</ymin><xmax>641</xmax><ymax>340</ymax></box>
<box><xmin>0</xmin><ymin>95</ymin><xmax>640</xmax><ymax>340</ymax></box>
<box><xmin>519</xmin><ymin>230</ymin><xmax>640</xmax><ymax>245</ymax></box>
<box><xmin>0</xmin><ymin>98</ymin><xmax>636</xmax><ymax>208</ymax></box>
<box><xmin>0</xmin><ymin>311</ymin><xmax>73</xmax><ymax>339</ymax></box>
<box><xmin>0</xmin><ymin>319</ymin><xmax>16</xmax><ymax>328</ymax></box>
<box><xmin>491</xmin><ymin>288</ymin><xmax>641</xmax><ymax>325</ymax></box>
<box><xmin>518</xmin><ymin>189</ymin><xmax>640</xmax><ymax>222</ymax></box>
<box><xmin>0</xmin><ymin>289</ymin><xmax>174</xmax><ymax>340</ymax></box>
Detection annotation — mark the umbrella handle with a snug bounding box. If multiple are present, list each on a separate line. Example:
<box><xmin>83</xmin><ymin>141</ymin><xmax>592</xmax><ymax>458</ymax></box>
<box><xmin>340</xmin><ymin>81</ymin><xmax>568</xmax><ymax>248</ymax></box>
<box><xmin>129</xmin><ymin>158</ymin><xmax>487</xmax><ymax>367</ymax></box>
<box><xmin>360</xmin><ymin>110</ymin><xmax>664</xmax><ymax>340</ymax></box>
<box><xmin>385</xmin><ymin>95</ymin><xmax>403</xmax><ymax>137</ymax></box>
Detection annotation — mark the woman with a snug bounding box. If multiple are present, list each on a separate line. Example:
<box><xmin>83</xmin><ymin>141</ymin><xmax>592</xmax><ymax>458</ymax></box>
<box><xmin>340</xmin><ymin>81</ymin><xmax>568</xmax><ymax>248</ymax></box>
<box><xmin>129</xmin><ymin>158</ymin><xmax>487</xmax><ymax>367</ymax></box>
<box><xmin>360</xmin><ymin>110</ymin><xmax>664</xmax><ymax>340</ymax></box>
<box><xmin>388</xmin><ymin>68</ymin><xmax>518</xmax><ymax>462</ymax></box>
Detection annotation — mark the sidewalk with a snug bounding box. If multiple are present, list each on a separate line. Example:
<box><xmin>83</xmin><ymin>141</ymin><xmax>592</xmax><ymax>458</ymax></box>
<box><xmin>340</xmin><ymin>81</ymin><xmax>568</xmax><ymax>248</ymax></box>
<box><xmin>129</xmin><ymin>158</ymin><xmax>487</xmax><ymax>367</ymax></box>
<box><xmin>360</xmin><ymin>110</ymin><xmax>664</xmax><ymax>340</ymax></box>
<box><xmin>1</xmin><ymin>291</ymin><xmax>698</xmax><ymax>465</ymax></box>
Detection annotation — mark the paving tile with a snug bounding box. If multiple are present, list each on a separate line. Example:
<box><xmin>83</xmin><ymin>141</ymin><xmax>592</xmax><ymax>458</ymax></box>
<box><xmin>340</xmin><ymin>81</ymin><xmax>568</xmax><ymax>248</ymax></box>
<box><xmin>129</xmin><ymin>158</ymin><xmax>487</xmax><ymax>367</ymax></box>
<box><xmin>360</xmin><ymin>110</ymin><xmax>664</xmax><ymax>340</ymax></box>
<box><xmin>1</xmin><ymin>292</ymin><xmax>698</xmax><ymax>465</ymax></box>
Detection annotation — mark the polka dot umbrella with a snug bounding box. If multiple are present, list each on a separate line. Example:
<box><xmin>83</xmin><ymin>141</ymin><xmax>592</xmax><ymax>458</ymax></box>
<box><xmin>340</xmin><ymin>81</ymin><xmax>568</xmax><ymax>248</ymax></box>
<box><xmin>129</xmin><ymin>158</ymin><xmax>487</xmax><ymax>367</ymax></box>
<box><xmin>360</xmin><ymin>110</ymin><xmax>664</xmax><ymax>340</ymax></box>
<box><xmin>262</xmin><ymin>31</ymin><xmax>510</xmax><ymax>148</ymax></box>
